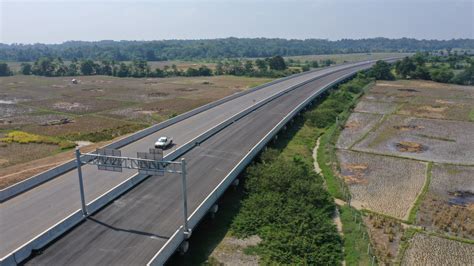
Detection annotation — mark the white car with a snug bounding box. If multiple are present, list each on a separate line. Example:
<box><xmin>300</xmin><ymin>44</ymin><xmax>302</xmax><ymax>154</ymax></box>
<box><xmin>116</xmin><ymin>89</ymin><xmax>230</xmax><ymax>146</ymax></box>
<box><xmin>155</xmin><ymin>136</ymin><xmax>173</xmax><ymax>149</ymax></box>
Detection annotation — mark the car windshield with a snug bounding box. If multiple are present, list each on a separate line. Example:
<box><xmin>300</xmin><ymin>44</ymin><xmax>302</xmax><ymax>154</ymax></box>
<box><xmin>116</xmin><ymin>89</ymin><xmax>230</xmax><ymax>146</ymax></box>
<box><xmin>158</xmin><ymin>137</ymin><xmax>167</xmax><ymax>142</ymax></box>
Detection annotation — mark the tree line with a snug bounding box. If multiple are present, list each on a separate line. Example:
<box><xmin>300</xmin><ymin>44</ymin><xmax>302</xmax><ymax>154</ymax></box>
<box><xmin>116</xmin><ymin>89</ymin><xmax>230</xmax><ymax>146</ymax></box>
<box><xmin>1</xmin><ymin>38</ymin><xmax>472</xmax><ymax>62</ymax></box>
<box><xmin>394</xmin><ymin>52</ymin><xmax>473</xmax><ymax>85</ymax></box>
<box><xmin>0</xmin><ymin>55</ymin><xmax>331</xmax><ymax>78</ymax></box>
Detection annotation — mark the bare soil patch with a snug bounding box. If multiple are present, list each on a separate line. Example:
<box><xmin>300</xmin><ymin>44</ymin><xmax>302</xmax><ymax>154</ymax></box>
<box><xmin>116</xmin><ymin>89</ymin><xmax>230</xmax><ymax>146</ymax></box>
<box><xmin>208</xmin><ymin>235</ymin><xmax>261</xmax><ymax>265</ymax></box>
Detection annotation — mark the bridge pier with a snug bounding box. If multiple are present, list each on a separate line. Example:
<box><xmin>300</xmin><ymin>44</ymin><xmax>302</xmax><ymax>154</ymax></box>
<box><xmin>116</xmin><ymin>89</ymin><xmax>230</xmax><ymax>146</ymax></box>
<box><xmin>209</xmin><ymin>204</ymin><xmax>219</xmax><ymax>219</ymax></box>
<box><xmin>179</xmin><ymin>241</ymin><xmax>189</xmax><ymax>254</ymax></box>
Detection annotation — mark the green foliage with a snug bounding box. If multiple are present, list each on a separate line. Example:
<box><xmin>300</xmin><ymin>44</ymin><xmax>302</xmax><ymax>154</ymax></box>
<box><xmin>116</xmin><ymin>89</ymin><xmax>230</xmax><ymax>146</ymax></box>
<box><xmin>268</xmin><ymin>56</ymin><xmax>287</xmax><ymax>70</ymax></box>
<box><xmin>20</xmin><ymin>63</ymin><xmax>32</xmax><ymax>75</ymax></box>
<box><xmin>339</xmin><ymin>205</ymin><xmax>372</xmax><ymax>265</ymax></box>
<box><xmin>395</xmin><ymin>56</ymin><xmax>417</xmax><ymax>78</ymax></box>
<box><xmin>317</xmin><ymin>125</ymin><xmax>345</xmax><ymax>199</ymax></box>
<box><xmin>368</xmin><ymin>60</ymin><xmax>395</xmax><ymax>80</ymax></box>
<box><xmin>394</xmin><ymin>52</ymin><xmax>472</xmax><ymax>84</ymax></box>
<box><xmin>305</xmin><ymin>83</ymin><xmax>360</xmax><ymax>129</ymax></box>
<box><xmin>231</xmin><ymin>156</ymin><xmax>342</xmax><ymax>264</ymax></box>
<box><xmin>0</xmin><ymin>62</ymin><xmax>12</xmax><ymax>76</ymax></box>
<box><xmin>429</xmin><ymin>67</ymin><xmax>454</xmax><ymax>83</ymax></box>
<box><xmin>3</xmin><ymin>38</ymin><xmax>472</xmax><ymax>62</ymax></box>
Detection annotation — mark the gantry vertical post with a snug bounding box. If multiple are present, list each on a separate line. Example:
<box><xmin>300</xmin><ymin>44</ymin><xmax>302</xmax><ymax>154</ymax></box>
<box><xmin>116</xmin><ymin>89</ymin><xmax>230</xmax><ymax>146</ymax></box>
<box><xmin>75</xmin><ymin>148</ymin><xmax>88</xmax><ymax>216</ymax></box>
<box><xmin>181</xmin><ymin>158</ymin><xmax>190</xmax><ymax>237</ymax></box>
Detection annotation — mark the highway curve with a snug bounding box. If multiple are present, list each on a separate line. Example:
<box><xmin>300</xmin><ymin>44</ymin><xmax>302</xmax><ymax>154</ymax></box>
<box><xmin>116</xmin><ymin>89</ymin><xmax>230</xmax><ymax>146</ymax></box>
<box><xmin>0</xmin><ymin>60</ymin><xmax>379</xmax><ymax>262</ymax></box>
<box><xmin>22</xmin><ymin>62</ymin><xmax>387</xmax><ymax>265</ymax></box>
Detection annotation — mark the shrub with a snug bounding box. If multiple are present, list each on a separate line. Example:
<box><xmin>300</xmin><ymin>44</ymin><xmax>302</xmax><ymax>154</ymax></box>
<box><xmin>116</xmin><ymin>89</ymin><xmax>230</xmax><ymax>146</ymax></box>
<box><xmin>1</xmin><ymin>131</ymin><xmax>75</xmax><ymax>150</ymax></box>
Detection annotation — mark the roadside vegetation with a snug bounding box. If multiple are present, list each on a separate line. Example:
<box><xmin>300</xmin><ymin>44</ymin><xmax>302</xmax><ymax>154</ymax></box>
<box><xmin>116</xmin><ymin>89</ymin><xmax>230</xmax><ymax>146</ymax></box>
<box><xmin>394</xmin><ymin>52</ymin><xmax>473</xmax><ymax>85</ymax></box>
<box><xmin>1</xmin><ymin>131</ymin><xmax>76</xmax><ymax>150</ymax></box>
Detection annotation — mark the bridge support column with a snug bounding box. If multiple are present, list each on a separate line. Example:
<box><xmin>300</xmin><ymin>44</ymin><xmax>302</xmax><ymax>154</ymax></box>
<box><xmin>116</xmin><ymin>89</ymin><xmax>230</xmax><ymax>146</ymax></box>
<box><xmin>179</xmin><ymin>241</ymin><xmax>189</xmax><ymax>254</ymax></box>
<box><xmin>232</xmin><ymin>179</ymin><xmax>240</xmax><ymax>187</ymax></box>
<box><xmin>209</xmin><ymin>204</ymin><xmax>219</xmax><ymax>219</ymax></box>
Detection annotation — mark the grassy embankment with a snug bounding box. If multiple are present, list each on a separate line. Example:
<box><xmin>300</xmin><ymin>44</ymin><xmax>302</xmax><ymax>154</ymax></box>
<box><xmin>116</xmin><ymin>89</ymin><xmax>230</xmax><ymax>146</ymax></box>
<box><xmin>316</xmin><ymin>77</ymin><xmax>378</xmax><ymax>265</ymax></box>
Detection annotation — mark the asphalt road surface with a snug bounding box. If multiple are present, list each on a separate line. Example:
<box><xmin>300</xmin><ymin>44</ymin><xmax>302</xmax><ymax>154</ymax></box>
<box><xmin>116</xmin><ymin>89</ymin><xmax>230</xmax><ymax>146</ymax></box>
<box><xmin>22</xmin><ymin>63</ymin><xmax>379</xmax><ymax>265</ymax></box>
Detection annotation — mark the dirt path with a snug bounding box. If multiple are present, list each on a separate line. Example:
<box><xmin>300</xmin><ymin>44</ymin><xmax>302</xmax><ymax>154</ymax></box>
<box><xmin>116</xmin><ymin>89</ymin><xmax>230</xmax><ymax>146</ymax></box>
<box><xmin>312</xmin><ymin>137</ymin><xmax>322</xmax><ymax>174</ymax></box>
<box><xmin>313</xmin><ymin>137</ymin><xmax>346</xmax><ymax>266</ymax></box>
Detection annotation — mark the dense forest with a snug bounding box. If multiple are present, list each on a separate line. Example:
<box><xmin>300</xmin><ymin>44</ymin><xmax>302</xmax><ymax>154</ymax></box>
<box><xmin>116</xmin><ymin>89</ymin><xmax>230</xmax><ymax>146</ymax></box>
<box><xmin>1</xmin><ymin>38</ymin><xmax>473</xmax><ymax>61</ymax></box>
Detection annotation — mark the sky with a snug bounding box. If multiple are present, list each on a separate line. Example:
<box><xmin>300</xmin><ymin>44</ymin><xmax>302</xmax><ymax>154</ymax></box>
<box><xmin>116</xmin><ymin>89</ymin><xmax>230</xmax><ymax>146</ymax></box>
<box><xmin>0</xmin><ymin>0</ymin><xmax>473</xmax><ymax>44</ymax></box>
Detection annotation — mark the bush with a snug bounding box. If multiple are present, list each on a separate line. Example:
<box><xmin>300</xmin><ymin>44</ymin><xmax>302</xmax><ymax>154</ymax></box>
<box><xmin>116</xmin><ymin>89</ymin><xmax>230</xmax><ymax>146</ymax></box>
<box><xmin>429</xmin><ymin>68</ymin><xmax>454</xmax><ymax>83</ymax></box>
<box><xmin>1</xmin><ymin>131</ymin><xmax>76</xmax><ymax>150</ymax></box>
<box><xmin>231</xmin><ymin>157</ymin><xmax>342</xmax><ymax>264</ymax></box>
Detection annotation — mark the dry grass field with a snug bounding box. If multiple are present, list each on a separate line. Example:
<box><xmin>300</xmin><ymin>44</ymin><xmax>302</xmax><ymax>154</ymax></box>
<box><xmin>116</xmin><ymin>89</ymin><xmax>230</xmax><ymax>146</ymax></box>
<box><xmin>402</xmin><ymin>233</ymin><xmax>474</xmax><ymax>265</ymax></box>
<box><xmin>335</xmin><ymin>80</ymin><xmax>474</xmax><ymax>264</ymax></box>
<box><xmin>337</xmin><ymin>150</ymin><xmax>426</xmax><ymax>219</ymax></box>
<box><xmin>416</xmin><ymin>164</ymin><xmax>474</xmax><ymax>239</ymax></box>
<box><xmin>0</xmin><ymin>74</ymin><xmax>271</xmax><ymax>177</ymax></box>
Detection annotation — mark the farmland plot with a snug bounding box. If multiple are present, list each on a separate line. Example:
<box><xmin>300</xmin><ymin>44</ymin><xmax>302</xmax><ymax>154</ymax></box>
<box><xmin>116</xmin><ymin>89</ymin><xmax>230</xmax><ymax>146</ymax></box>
<box><xmin>353</xmin><ymin>115</ymin><xmax>474</xmax><ymax>165</ymax></box>
<box><xmin>372</xmin><ymin>80</ymin><xmax>474</xmax><ymax>101</ymax></box>
<box><xmin>402</xmin><ymin>233</ymin><xmax>474</xmax><ymax>265</ymax></box>
<box><xmin>336</xmin><ymin>112</ymin><xmax>382</xmax><ymax>149</ymax></box>
<box><xmin>397</xmin><ymin>96</ymin><xmax>474</xmax><ymax>122</ymax></box>
<box><xmin>337</xmin><ymin>150</ymin><xmax>426</xmax><ymax>219</ymax></box>
<box><xmin>416</xmin><ymin>164</ymin><xmax>474</xmax><ymax>239</ymax></box>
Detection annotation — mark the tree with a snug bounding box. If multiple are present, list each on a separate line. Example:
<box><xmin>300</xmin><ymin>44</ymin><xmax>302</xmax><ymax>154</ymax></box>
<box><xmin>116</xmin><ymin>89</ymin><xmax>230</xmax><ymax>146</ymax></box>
<box><xmin>411</xmin><ymin>65</ymin><xmax>430</xmax><ymax>80</ymax></box>
<box><xmin>244</xmin><ymin>60</ymin><xmax>254</xmax><ymax>74</ymax></box>
<box><xmin>255</xmin><ymin>59</ymin><xmax>268</xmax><ymax>72</ymax></box>
<box><xmin>20</xmin><ymin>63</ymin><xmax>32</xmax><ymax>75</ymax></box>
<box><xmin>80</xmin><ymin>60</ymin><xmax>95</xmax><ymax>75</ymax></box>
<box><xmin>451</xmin><ymin>63</ymin><xmax>474</xmax><ymax>85</ymax></box>
<box><xmin>33</xmin><ymin>57</ymin><xmax>55</xmax><ymax>76</ymax></box>
<box><xmin>67</xmin><ymin>63</ymin><xmax>79</xmax><ymax>76</ymax></box>
<box><xmin>311</xmin><ymin>61</ymin><xmax>319</xmax><ymax>68</ymax></box>
<box><xmin>215</xmin><ymin>61</ymin><xmax>224</xmax><ymax>75</ymax></box>
<box><xmin>429</xmin><ymin>67</ymin><xmax>454</xmax><ymax>83</ymax></box>
<box><xmin>198</xmin><ymin>65</ymin><xmax>212</xmax><ymax>76</ymax></box>
<box><xmin>0</xmin><ymin>62</ymin><xmax>12</xmax><ymax>76</ymax></box>
<box><xmin>395</xmin><ymin>57</ymin><xmax>416</xmax><ymax>78</ymax></box>
<box><xmin>185</xmin><ymin>67</ymin><xmax>199</xmax><ymax>77</ymax></box>
<box><xmin>116</xmin><ymin>63</ymin><xmax>129</xmax><ymax>77</ymax></box>
<box><xmin>368</xmin><ymin>60</ymin><xmax>394</xmax><ymax>80</ymax></box>
<box><xmin>268</xmin><ymin>56</ymin><xmax>287</xmax><ymax>70</ymax></box>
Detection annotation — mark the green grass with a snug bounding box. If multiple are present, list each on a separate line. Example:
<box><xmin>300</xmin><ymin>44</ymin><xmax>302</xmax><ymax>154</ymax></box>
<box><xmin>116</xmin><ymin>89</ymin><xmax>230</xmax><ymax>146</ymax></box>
<box><xmin>339</xmin><ymin>205</ymin><xmax>372</xmax><ymax>266</ymax></box>
<box><xmin>318</xmin><ymin>124</ymin><xmax>345</xmax><ymax>199</ymax></box>
<box><xmin>407</xmin><ymin>162</ymin><xmax>432</xmax><ymax>224</ymax></box>
<box><xmin>469</xmin><ymin>108</ymin><xmax>474</xmax><ymax>122</ymax></box>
